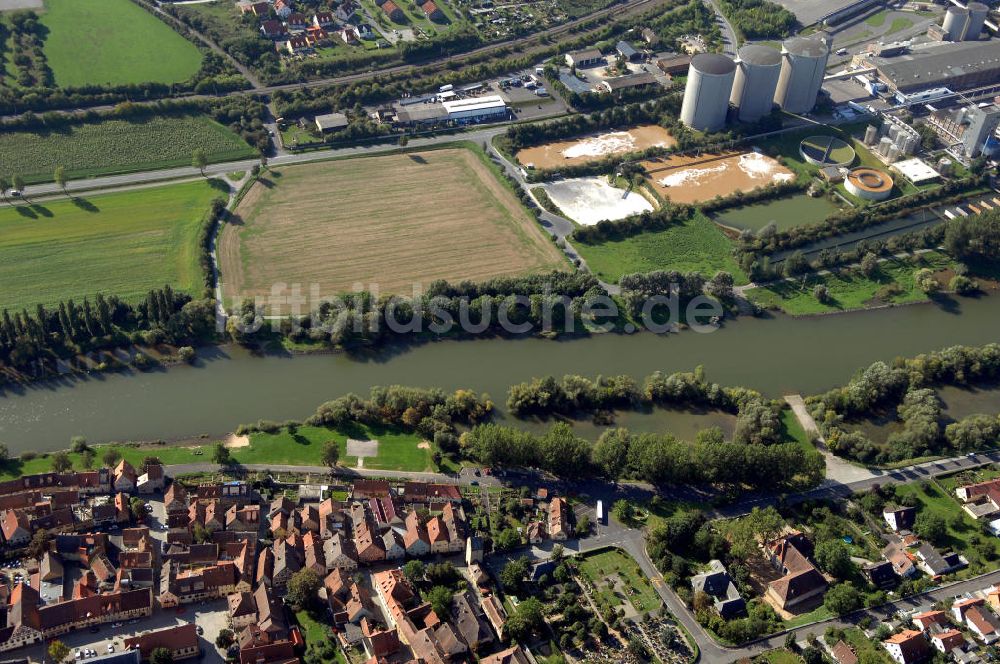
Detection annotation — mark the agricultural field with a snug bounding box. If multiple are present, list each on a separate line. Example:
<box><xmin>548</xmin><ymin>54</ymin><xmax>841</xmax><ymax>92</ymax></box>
<box><xmin>219</xmin><ymin>146</ymin><xmax>566</xmax><ymax>308</ymax></box>
<box><xmin>40</xmin><ymin>0</ymin><xmax>203</xmax><ymax>87</ymax></box>
<box><xmin>746</xmin><ymin>251</ymin><xmax>954</xmax><ymax>315</ymax></box>
<box><xmin>0</xmin><ymin>180</ymin><xmax>222</xmax><ymax>311</ymax></box>
<box><xmin>0</xmin><ymin>115</ymin><xmax>255</xmax><ymax>183</ymax></box>
<box><xmin>574</xmin><ymin>212</ymin><xmax>748</xmax><ymax>284</ymax></box>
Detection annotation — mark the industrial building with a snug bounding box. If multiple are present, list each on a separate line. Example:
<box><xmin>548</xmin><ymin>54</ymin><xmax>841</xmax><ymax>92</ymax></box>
<box><xmin>926</xmin><ymin>103</ymin><xmax>1000</xmax><ymax>158</ymax></box>
<box><xmin>871</xmin><ymin>115</ymin><xmax>921</xmax><ymax>158</ymax></box>
<box><xmin>730</xmin><ymin>44</ymin><xmax>782</xmax><ymax>122</ymax></box>
<box><xmin>314</xmin><ymin>112</ymin><xmax>349</xmax><ymax>133</ymax></box>
<box><xmin>866</xmin><ymin>41</ymin><xmax>1000</xmax><ymax>94</ymax></box>
<box><xmin>680</xmin><ymin>53</ymin><xmax>736</xmax><ymax>131</ymax></box>
<box><xmin>441</xmin><ymin>95</ymin><xmax>508</xmax><ymax>123</ymax></box>
<box><xmin>774</xmin><ymin>33</ymin><xmax>831</xmax><ymax>114</ymax></box>
<box><xmin>564</xmin><ymin>48</ymin><xmax>604</xmax><ymax>68</ymax></box>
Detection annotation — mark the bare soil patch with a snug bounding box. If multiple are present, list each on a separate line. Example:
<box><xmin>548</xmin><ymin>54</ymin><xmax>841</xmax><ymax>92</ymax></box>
<box><xmin>220</xmin><ymin>148</ymin><xmax>565</xmax><ymax>311</ymax></box>
<box><xmin>641</xmin><ymin>151</ymin><xmax>794</xmax><ymax>205</ymax></box>
<box><xmin>516</xmin><ymin>125</ymin><xmax>676</xmax><ymax>169</ymax></box>
<box><xmin>224</xmin><ymin>433</ymin><xmax>250</xmax><ymax>449</ymax></box>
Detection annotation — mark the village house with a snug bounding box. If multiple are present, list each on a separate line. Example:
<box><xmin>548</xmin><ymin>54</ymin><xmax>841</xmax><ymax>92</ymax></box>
<box><xmin>765</xmin><ymin>532</ymin><xmax>828</xmax><ymax>611</ymax></box>
<box><xmin>931</xmin><ymin>629</ymin><xmax>966</xmax><ymax>654</ymax></box>
<box><xmin>273</xmin><ymin>0</ymin><xmax>294</xmax><ymax>18</ymax></box>
<box><xmin>832</xmin><ymin>641</ymin><xmax>858</xmax><ymax>664</ymax></box>
<box><xmin>884</xmin><ymin>630</ymin><xmax>932</xmax><ymax>664</ymax></box>
<box><xmin>421</xmin><ymin>0</ymin><xmax>445</xmax><ymax>21</ymax></box>
<box><xmin>404</xmin><ymin>511</ymin><xmax>431</xmax><ymax>557</ymax></box>
<box><xmin>113</xmin><ymin>460</ymin><xmax>138</xmax><ymax>493</ymax></box>
<box><xmin>480</xmin><ymin>594</ymin><xmax>507</xmax><ymax>641</ymax></box>
<box><xmin>313</xmin><ymin>11</ymin><xmax>335</xmax><ymax>27</ymax></box>
<box><xmin>381</xmin><ymin>0</ymin><xmax>404</xmax><ymax>21</ymax></box>
<box><xmin>260</xmin><ymin>20</ymin><xmax>289</xmax><ymax>39</ymax></box>
<box><xmin>229</xmin><ymin>591</ymin><xmax>258</xmax><ymax>630</ymax></box>
<box><xmin>548</xmin><ymin>498</ymin><xmax>569</xmax><ymax>541</ymax></box>
<box><xmin>967</xmin><ymin>606</ymin><xmax>1000</xmax><ymax>644</ymax></box>
<box><xmin>564</xmin><ymin>48</ymin><xmax>604</xmax><ymax>68</ymax></box>
<box><xmin>913</xmin><ymin>610</ymin><xmax>948</xmax><ymax>632</ymax></box>
<box><xmin>453</xmin><ymin>590</ymin><xmax>493</xmax><ymax>651</ymax></box>
<box><xmin>284</xmin><ymin>35</ymin><xmax>311</xmax><ymax>55</ymax></box>
<box><xmin>324</xmin><ymin>532</ymin><xmax>359</xmax><ymax>571</ymax></box>
<box><xmin>883</xmin><ymin>505</ymin><xmax>917</xmax><ymax>531</ymax></box>
<box><xmin>353</xmin><ymin>480</ymin><xmax>391</xmax><ymax>500</ymax></box>
<box><xmin>690</xmin><ymin>559</ymin><xmax>746</xmax><ymax>618</ymax></box>
<box><xmin>159</xmin><ymin>562</ymin><xmax>237</xmax><ymax>607</ymax></box>
<box><xmin>123</xmin><ymin>624</ymin><xmax>200</xmax><ymax>661</ymax></box>
<box><xmin>404</xmin><ymin>483</ymin><xmax>461</xmax><ymax>505</ymax></box>
<box><xmin>481</xmin><ymin>646</ymin><xmax>532</xmax><ymax>664</ymax></box>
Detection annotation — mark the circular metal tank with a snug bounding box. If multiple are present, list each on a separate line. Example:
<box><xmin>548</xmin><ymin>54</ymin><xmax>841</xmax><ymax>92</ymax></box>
<box><xmin>965</xmin><ymin>2</ymin><xmax>988</xmax><ymax>40</ymax></box>
<box><xmin>774</xmin><ymin>33</ymin><xmax>831</xmax><ymax>114</ymax></box>
<box><xmin>938</xmin><ymin>157</ymin><xmax>953</xmax><ymax>175</ymax></box>
<box><xmin>680</xmin><ymin>53</ymin><xmax>737</xmax><ymax>132</ymax></box>
<box><xmin>943</xmin><ymin>6</ymin><xmax>970</xmax><ymax>41</ymax></box>
<box><xmin>729</xmin><ymin>44</ymin><xmax>782</xmax><ymax>122</ymax></box>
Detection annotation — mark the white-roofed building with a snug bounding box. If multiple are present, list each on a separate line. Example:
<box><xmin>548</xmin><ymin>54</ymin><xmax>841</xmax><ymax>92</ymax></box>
<box><xmin>892</xmin><ymin>157</ymin><xmax>941</xmax><ymax>184</ymax></box>
<box><xmin>441</xmin><ymin>95</ymin><xmax>508</xmax><ymax>123</ymax></box>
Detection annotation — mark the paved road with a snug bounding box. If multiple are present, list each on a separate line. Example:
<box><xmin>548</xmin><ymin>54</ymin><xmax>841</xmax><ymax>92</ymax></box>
<box><xmin>704</xmin><ymin>0</ymin><xmax>739</xmax><ymax>55</ymax></box>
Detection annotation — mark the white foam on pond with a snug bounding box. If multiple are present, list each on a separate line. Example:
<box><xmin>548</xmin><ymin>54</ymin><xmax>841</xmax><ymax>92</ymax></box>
<box><xmin>657</xmin><ymin>162</ymin><xmax>728</xmax><ymax>187</ymax></box>
<box><xmin>542</xmin><ymin>177</ymin><xmax>654</xmax><ymax>226</ymax></box>
<box><xmin>738</xmin><ymin>152</ymin><xmax>790</xmax><ymax>181</ymax></box>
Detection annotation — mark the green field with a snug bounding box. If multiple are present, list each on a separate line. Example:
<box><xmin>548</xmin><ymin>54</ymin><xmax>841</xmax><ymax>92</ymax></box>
<box><xmin>0</xmin><ymin>181</ymin><xmax>222</xmax><ymax>312</ymax></box>
<box><xmin>746</xmin><ymin>251</ymin><xmax>953</xmax><ymax>315</ymax></box>
<box><xmin>577</xmin><ymin>548</ymin><xmax>661</xmax><ymax>613</ymax></box>
<box><xmin>711</xmin><ymin>194</ymin><xmax>840</xmax><ymax>232</ymax></box>
<box><xmin>40</xmin><ymin>0</ymin><xmax>203</xmax><ymax>87</ymax></box>
<box><xmin>0</xmin><ymin>115</ymin><xmax>255</xmax><ymax>183</ymax></box>
<box><xmin>0</xmin><ymin>423</ymin><xmax>433</xmax><ymax>480</ymax></box>
<box><xmin>575</xmin><ymin>212</ymin><xmax>748</xmax><ymax>284</ymax></box>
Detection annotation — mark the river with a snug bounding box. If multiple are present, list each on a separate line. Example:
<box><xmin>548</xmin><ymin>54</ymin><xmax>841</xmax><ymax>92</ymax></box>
<box><xmin>1</xmin><ymin>294</ymin><xmax>999</xmax><ymax>452</ymax></box>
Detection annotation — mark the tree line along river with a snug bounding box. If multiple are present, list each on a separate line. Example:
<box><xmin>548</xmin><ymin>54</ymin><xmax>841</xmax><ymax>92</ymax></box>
<box><xmin>1</xmin><ymin>294</ymin><xmax>999</xmax><ymax>452</ymax></box>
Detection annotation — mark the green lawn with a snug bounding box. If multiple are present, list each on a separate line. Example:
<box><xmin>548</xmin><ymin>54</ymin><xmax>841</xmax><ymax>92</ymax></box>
<box><xmin>40</xmin><ymin>0</ymin><xmax>203</xmax><ymax>87</ymax></box>
<box><xmin>575</xmin><ymin>212</ymin><xmax>748</xmax><ymax>284</ymax></box>
<box><xmin>0</xmin><ymin>181</ymin><xmax>222</xmax><ymax>311</ymax></box>
<box><xmin>886</xmin><ymin>16</ymin><xmax>914</xmax><ymax>35</ymax></box>
<box><xmin>758</xmin><ymin>650</ymin><xmax>803</xmax><ymax>664</ymax></box>
<box><xmin>296</xmin><ymin>609</ymin><xmax>333</xmax><ymax>646</ymax></box>
<box><xmin>238</xmin><ymin>424</ymin><xmax>435</xmax><ymax>472</ymax></box>
<box><xmin>0</xmin><ymin>115</ymin><xmax>255</xmax><ymax>184</ymax></box>
<box><xmin>865</xmin><ymin>9</ymin><xmax>890</xmax><ymax>26</ymax></box>
<box><xmin>782</xmin><ymin>604</ymin><xmax>832</xmax><ymax>629</ymax></box>
<box><xmin>577</xmin><ymin>548</ymin><xmax>661</xmax><ymax>613</ymax></box>
<box><xmin>843</xmin><ymin>628</ymin><xmax>893</xmax><ymax>664</ymax></box>
<box><xmin>0</xmin><ymin>424</ymin><xmax>433</xmax><ymax>480</ymax></box>
<box><xmin>746</xmin><ymin>251</ymin><xmax>954</xmax><ymax>315</ymax></box>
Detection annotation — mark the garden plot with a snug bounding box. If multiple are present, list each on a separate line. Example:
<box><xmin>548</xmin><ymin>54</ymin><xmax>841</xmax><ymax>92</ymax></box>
<box><xmin>542</xmin><ymin>177</ymin><xmax>653</xmax><ymax>225</ymax></box>
<box><xmin>642</xmin><ymin>151</ymin><xmax>795</xmax><ymax>204</ymax></box>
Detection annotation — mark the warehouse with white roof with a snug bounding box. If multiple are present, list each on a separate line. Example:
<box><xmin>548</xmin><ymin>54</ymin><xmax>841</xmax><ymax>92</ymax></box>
<box><xmin>441</xmin><ymin>95</ymin><xmax>508</xmax><ymax>123</ymax></box>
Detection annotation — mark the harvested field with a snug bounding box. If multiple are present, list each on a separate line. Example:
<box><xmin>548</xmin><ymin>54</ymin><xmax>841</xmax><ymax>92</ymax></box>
<box><xmin>220</xmin><ymin>147</ymin><xmax>566</xmax><ymax>309</ymax></box>
<box><xmin>516</xmin><ymin>125</ymin><xmax>675</xmax><ymax>169</ymax></box>
<box><xmin>642</xmin><ymin>151</ymin><xmax>795</xmax><ymax>205</ymax></box>
<box><xmin>542</xmin><ymin>177</ymin><xmax>653</xmax><ymax>225</ymax></box>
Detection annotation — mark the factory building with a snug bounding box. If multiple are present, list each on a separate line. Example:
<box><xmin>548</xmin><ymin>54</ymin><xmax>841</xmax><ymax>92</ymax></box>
<box><xmin>680</xmin><ymin>53</ymin><xmax>736</xmax><ymax>131</ymax></box>
<box><xmin>729</xmin><ymin>44</ymin><xmax>782</xmax><ymax>122</ymax></box>
<box><xmin>441</xmin><ymin>95</ymin><xmax>508</xmax><ymax>123</ymax></box>
<box><xmin>865</xmin><ymin>41</ymin><xmax>1000</xmax><ymax>94</ymax></box>
<box><xmin>926</xmin><ymin>103</ymin><xmax>1000</xmax><ymax>158</ymax></box>
<box><xmin>774</xmin><ymin>33</ymin><xmax>831</xmax><ymax>114</ymax></box>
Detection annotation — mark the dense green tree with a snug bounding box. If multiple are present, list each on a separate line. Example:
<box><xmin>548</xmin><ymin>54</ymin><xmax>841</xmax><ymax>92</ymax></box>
<box><xmin>286</xmin><ymin>569</ymin><xmax>322</xmax><ymax>610</ymax></box>
<box><xmin>51</xmin><ymin>451</ymin><xmax>72</xmax><ymax>473</ymax></box>
<box><xmin>824</xmin><ymin>582</ymin><xmax>862</xmax><ymax>615</ymax></box>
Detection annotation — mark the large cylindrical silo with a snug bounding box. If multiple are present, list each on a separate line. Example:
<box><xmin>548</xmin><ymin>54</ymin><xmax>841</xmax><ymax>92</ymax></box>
<box><xmin>774</xmin><ymin>33</ymin><xmax>831</xmax><ymax>115</ymax></box>
<box><xmin>964</xmin><ymin>2</ymin><xmax>988</xmax><ymax>40</ymax></box>
<box><xmin>680</xmin><ymin>53</ymin><xmax>737</xmax><ymax>132</ymax></box>
<box><xmin>729</xmin><ymin>44</ymin><xmax>782</xmax><ymax>122</ymax></box>
<box><xmin>943</xmin><ymin>6</ymin><xmax>969</xmax><ymax>41</ymax></box>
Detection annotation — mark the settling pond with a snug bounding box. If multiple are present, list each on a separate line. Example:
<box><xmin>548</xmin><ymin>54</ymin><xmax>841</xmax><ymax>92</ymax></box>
<box><xmin>1</xmin><ymin>294</ymin><xmax>999</xmax><ymax>451</ymax></box>
<box><xmin>711</xmin><ymin>193</ymin><xmax>841</xmax><ymax>232</ymax></box>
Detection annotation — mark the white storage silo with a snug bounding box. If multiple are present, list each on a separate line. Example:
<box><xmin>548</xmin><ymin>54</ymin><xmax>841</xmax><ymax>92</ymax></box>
<box><xmin>774</xmin><ymin>33</ymin><xmax>832</xmax><ymax>114</ymax></box>
<box><xmin>681</xmin><ymin>53</ymin><xmax>737</xmax><ymax>131</ymax></box>
<box><xmin>730</xmin><ymin>45</ymin><xmax>782</xmax><ymax>122</ymax></box>
<box><xmin>943</xmin><ymin>6</ymin><xmax>969</xmax><ymax>41</ymax></box>
<box><xmin>900</xmin><ymin>133</ymin><xmax>919</xmax><ymax>155</ymax></box>
<box><xmin>864</xmin><ymin>125</ymin><xmax>879</xmax><ymax>145</ymax></box>
<box><xmin>965</xmin><ymin>2</ymin><xmax>988</xmax><ymax>40</ymax></box>
<box><xmin>886</xmin><ymin>144</ymin><xmax>901</xmax><ymax>162</ymax></box>
<box><xmin>879</xmin><ymin>136</ymin><xmax>894</xmax><ymax>156</ymax></box>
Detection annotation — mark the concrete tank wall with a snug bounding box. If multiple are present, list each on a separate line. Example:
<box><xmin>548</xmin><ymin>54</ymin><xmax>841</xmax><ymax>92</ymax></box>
<box><xmin>774</xmin><ymin>34</ymin><xmax>831</xmax><ymax>114</ymax></box>
<box><xmin>729</xmin><ymin>45</ymin><xmax>782</xmax><ymax>122</ymax></box>
<box><xmin>943</xmin><ymin>6</ymin><xmax>969</xmax><ymax>41</ymax></box>
<box><xmin>965</xmin><ymin>2</ymin><xmax>988</xmax><ymax>40</ymax></box>
<box><xmin>681</xmin><ymin>53</ymin><xmax>737</xmax><ymax>131</ymax></box>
